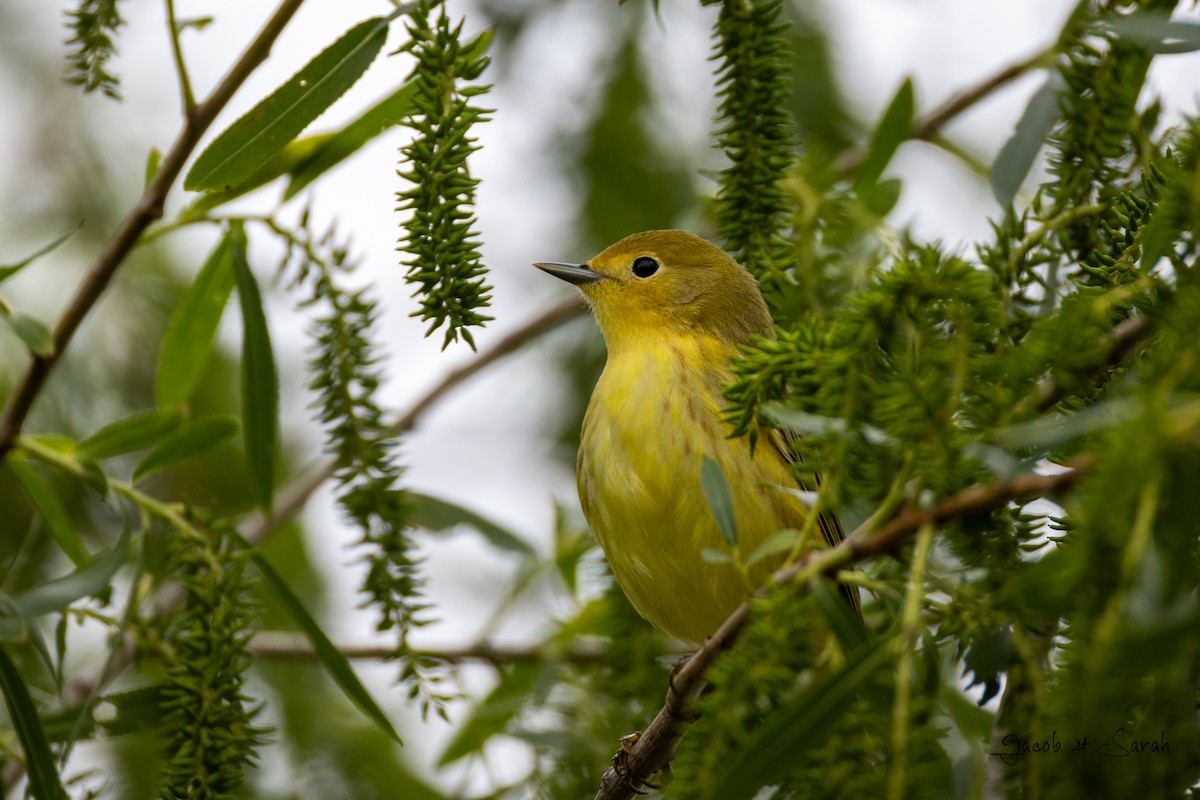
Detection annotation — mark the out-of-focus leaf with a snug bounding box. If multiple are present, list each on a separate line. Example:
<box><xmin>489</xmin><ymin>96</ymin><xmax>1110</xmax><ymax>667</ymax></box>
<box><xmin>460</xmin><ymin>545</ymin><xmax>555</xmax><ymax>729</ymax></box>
<box><xmin>184</xmin><ymin>16</ymin><xmax>393</xmax><ymax>191</ymax></box>
<box><xmin>1107</xmin><ymin>14</ymin><xmax>1200</xmax><ymax>54</ymax></box>
<box><xmin>2</xmin><ymin>310</ymin><xmax>55</xmax><ymax>356</ymax></box>
<box><xmin>39</xmin><ymin>685</ymin><xmax>166</xmax><ymax>743</ymax></box>
<box><xmin>156</xmin><ymin>234</ymin><xmax>237</xmax><ymax>406</ymax></box>
<box><xmin>247</xmin><ymin>548</ymin><xmax>401</xmax><ymax>743</ymax></box>
<box><xmin>991</xmin><ymin>72</ymin><xmax>1064</xmax><ymax>207</ymax></box>
<box><xmin>0</xmin><ymin>644</ymin><xmax>69</xmax><ymax>799</ymax></box>
<box><xmin>133</xmin><ymin>414</ymin><xmax>239</xmax><ymax>483</ymax></box>
<box><xmin>438</xmin><ymin>662</ymin><xmax>542</xmax><ymax>766</ymax></box>
<box><xmin>230</xmin><ymin>222</ymin><xmax>278</xmax><ymax>510</ymax></box>
<box><xmin>853</xmin><ymin>78</ymin><xmax>913</xmax><ymax>194</ymax></box>
<box><xmin>409</xmin><ymin>492</ymin><xmax>536</xmax><ymax>557</ymax></box>
<box><xmin>811</xmin><ymin>578</ymin><xmax>868</xmax><ymax>653</ymax></box>
<box><xmin>746</xmin><ymin>528</ymin><xmax>801</xmax><ymax>567</ymax></box>
<box><xmin>0</xmin><ymin>226</ymin><xmax>78</xmax><ymax>286</ymax></box>
<box><xmin>700</xmin><ymin>456</ymin><xmax>738</xmax><ymax>548</ymax></box>
<box><xmin>144</xmin><ymin>147</ymin><xmax>162</xmax><ymax>187</ymax></box>
<box><xmin>701</xmin><ymin>547</ymin><xmax>734</xmax><ymax>564</ymax></box>
<box><xmin>13</xmin><ymin>529</ymin><xmax>129</xmax><ymax>618</ymax></box>
<box><xmin>709</xmin><ymin>643</ymin><xmax>890</xmax><ymax>800</ymax></box>
<box><xmin>79</xmin><ymin>408</ymin><xmax>184</xmax><ymax>460</ymax></box>
<box><xmin>8</xmin><ymin>455</ymin><xmax>88</xmax><ymax>567</ymax></box>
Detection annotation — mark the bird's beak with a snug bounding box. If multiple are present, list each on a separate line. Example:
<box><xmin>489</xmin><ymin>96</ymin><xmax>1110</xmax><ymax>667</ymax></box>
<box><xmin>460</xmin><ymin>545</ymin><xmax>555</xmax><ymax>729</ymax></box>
<box><xmin>533</xmin><ymin>261</ymin><xmax>605</xmax><ymax>285</ymax></box>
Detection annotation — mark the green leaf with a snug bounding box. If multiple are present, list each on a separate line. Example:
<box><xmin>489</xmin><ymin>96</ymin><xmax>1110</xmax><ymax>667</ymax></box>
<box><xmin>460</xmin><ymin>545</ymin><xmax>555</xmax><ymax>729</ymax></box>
<box><xmin>854</xmin><ymin>77</ymin><xmax>913</xmax><ymax>194</ymax></box>
<box><xmin>246</xmin><ymin>548</ymin><xmax>402</xmax><ymax>743</ymax></box>
<box><xmin>810</xmin><ymin>578</ymin><xmax>868</xmax><ymax>653</ymax></box>
<box><xmin>79</xmin><ymin>407</ymin><xmax>184</xmax><ymax>460</ymax></box>
<box><xmin>284</xmin><ymin>83</ymin><xmax>417</xmax><ymax>199</ymax></box>
<box><xmin>184</xmin><ymin>15</ymin><xmax>393</xmax><ymax>191</ymax></box>
<box><xmin>746</xmin><ymin>528</ymin><xmax>801</xmax><ymax>567</ymax></box>
<box><xmin>40</xmin><ymin>685</ymin><xmax>167</xmax><ymax>742</ymax></box>
<box><xmin>438</xmin><ymin>662</ymin><xmax>541</xmax><ymax>765</ymax></box>
<box><xmin>1108</xmin><ymin>14</ymin><xmax>1200</xmax><ymax>54</ymax></box>
<box><xmin>144</xmin><ymin>146</ymin><xmax>162</xmax><ymax>187</ymax></box>
<box><xmin>700</xmin><ymin>547</ymin><xmax>734</xmax><ymax>564</ymax></box>
<box><xmin>409</xmin><ymin>492</ymin><xmax>536</xmax><ymax>557</ymax></box>
<box><xmin>13</xmin><ymin>528</ymin><xmax>129</xmax><ymax>618</ymax></box>
<box><xmin>990</xmin><ymin>72</ymin><xmax>1063</xmax><ymax>207</ymax></box>
<box><xmin>182</xmin><ymin>135</ymin><xmax>332</xmax><ymax>218</ymax></box>
<box><xmin>709</xmin><ymin>643</ymin><xmax>890</xmax><ymax>800</ymax></box>
<box><xmin>2</xmin><ymin>310</ymin><xmax>55</xmax><ymax>356</ymax></box>
<box><xmin>0</xmin><ymin>644</ymin><xmax>69</xmax><ymax>799</ymax></box>
<box><xmin>699</xmin><ymin>456</ymin><xmax>738</xmax><ymax>548</ymax></box>
<box><xmin>8</xmin><ymin>455</ymin><xmax>89</xmax><ymax>567</ymax></box>
<box><xmin>156</xmin><ymin>234</ymin><xmax>237</xmax><ymax>406</ymax></box>
<box><xmin>133</xmin><ymin>414</ymin><xmax>239</xmax><ymax>482</ymax></box>
<box><xmin>0</xmin><ymin>226</ymin><xmax>78</xmax><ymax>286</ymax></box>
<box><xmin>230</xmin><ymin>222</ymin><xmax>278</xmax><ymax>510</ymax></box>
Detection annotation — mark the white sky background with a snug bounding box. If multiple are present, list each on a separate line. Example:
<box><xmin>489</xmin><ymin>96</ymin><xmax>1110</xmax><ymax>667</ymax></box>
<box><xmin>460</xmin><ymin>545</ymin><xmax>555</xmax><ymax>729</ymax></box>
<box><xmin>2</xmin><ymin>0</ymin><xmax>1200</xmax><ymax>795</ymax></box>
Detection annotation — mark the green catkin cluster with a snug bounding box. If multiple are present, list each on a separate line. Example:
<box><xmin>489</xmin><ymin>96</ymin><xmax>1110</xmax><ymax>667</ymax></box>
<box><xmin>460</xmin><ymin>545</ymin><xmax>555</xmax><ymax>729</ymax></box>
<box><xmin>397</xmin><ymin>0</ymin><xmax>493</xmax><ymax>350</ymax></box>
<box><xmin>158</xmin><ymin>522</ymin><xmax>267</xmax><ymax>799</ymax></box>
<box><xmin>64</xmin><ymin>0</ymin><xmax>123</xmax><ymax>98</ymax></box>
<box><xmin>299</xmin><ymin>225</ymin><xmax>451</xmax><ymax>718</ymax></box>
<box><xmin>704</xmin><ymin>0</ymin><xmax>797</xmax><ymax>293</ymax></box>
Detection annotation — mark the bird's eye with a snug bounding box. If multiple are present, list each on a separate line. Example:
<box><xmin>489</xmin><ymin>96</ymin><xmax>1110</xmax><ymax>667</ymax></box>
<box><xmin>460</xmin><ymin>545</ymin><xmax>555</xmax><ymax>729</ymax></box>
<box><xmin>632</xmin><ymin>256</ymin><xmax>659</xmax><ymax>278</ymax></box>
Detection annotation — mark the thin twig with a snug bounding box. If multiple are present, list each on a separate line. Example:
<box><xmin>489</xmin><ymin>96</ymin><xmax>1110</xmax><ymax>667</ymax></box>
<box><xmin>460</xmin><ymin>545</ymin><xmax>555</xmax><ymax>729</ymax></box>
<box><xmin>238</xmin><ymin>295</ymin><xmax>585</xmax><ymax>543</ymax></box>
<box><xmin>592</xmin><ymin>456</ymin><xmax>1090</xmax><ymax>800</ymax></box>
<box><xmin>164</xmin><ymin>0</ymin><xmax>196</xmax><ymax>112</ymax></box>
<box><xmin>0</xmin><ymin>0</ymin><xmax>307</xmax><ymax>461</ymax></box>
<box><xmin>247</xmin><ymin>630</ymin><xmax>627</xmax><ymax>664</ymax></box>
<box><xmin>836</xmin><ymin>46</ymin><xmax>1053</xmax><ymax>177</ymax></box>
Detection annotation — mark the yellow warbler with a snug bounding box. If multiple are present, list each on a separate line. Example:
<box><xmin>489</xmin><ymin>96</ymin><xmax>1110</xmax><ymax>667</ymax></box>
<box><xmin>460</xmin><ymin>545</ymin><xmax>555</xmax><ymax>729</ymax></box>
<box><xmin>536</xmin><ymin>230</ymin><xmax>852</xmax><ymax>644</ymax></box>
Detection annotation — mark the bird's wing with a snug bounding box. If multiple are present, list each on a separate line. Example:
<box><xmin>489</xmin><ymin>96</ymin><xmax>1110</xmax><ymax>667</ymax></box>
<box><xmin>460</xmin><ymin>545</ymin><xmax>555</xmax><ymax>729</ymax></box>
<box><xmin>766</xmin><ymin>426</ymin><xmax>862</xmax><ymax>618</ymax></box>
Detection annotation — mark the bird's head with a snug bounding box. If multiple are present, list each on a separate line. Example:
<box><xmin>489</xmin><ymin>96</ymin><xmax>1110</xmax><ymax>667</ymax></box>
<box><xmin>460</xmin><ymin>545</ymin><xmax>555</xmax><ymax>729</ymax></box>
<box><xmin>534</xmin><ymin>230</ymin><xmax>772</xmax><ymax>349</ymax></box>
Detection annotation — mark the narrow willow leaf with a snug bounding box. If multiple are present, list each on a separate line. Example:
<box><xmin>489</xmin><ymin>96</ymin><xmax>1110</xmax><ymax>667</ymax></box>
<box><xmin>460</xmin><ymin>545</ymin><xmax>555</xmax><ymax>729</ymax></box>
<box><xmin>700</xmin><ymin>547</ymin><xmax>735</xmax><ymax>564</ymax></box>
<box><xmin>991</xmin><ymin>72</ymin><xmax>1063</xmax><ymax>207</ymax></box>
<box><xmin>409</xmin><ymin>491</ymin><xmax>536</xmax><ymax>557</ymax></box>
<box><xmin>700</xmin><ymin>456</ymin><xmax>738</xmax><ymax>548</ymax></box>
<box><xmin>79</xmin><ymin>407</ymin><xmax>184</xmax><ymax>460</ymax></box>
<box><xmin>854</xmin><ymin>77</ymin><xmax>914</xmax><ymax>194</ymax></box>
<box><xmin>1108</xmin><ymin>14</ymin><xmax>1200</xmax><ymax>53</ymax></box>
<box><xmin>746</xmin><ymin>528</ymin><xmax>801</xmax><ymax>567</ymax></box>
<box><xmin>810</xmin><ymin>578</ymin><xmax>868</xmax><ymax>653</ymax></box>
<box><xmin>0</xmin><ymin>226</ymin><xmax>78</xmax><ymax>286</ymax></box>
<box><xmin>144</xmin><ymin>146</ymin><xmax>162</xmax><ymax>187</ymax></box>
<box><xmin>184</xmin><ymin>16</ymin><xmax>392</xmax><ymax>191</ymax></box>
<box><xmin>0</xmin><ymin>644</ymin><xmax>69</xmax><ymax>800</ymax></box>
<box><xmin>247</xmin><ymin>548</ymin><xmax>402</xmax><ymax>743</ymax></box>
<box><xmin>2</xmin><ymin>310</ymin><xmax>55</xmax><ymax>356</ymax></box>
<box><xmin>8</xmin><ymin>456</ymin><xmax>89</xmax><ymax>567</ymax></box>
<box><xmin>156</xmin><ymin>235</ymin><xmax>236</xmax><ymax>406</ymax></box>
<box><xmin>14</xmin><ymin>529</ymin><xmax>129</xmax><ymax>618</ymax></box>
<box><xmin>284</xmin><ymin>83</ymin><xmax>417</xmax><ymax>199</ymax></box>
<box><xmin>229</xmin><ymin>222</ymin><xmax>278</xmax><ymax>510</ymax></box>
<box><xmin>439</xmin><ymin>662</ymin><xmax>541</xmax><ymax>765</ymax></box>
<box><xmin>709</xmin><ymin>643</ymin><xmax>890</xmax><ymax>800</ymax></box>
<box><xmin>133</xmin><ymin>414</ymin><xmax>239</xmax><ymax>482</ymax></box>
<box><xmin>40</xmin><ymin>685</ymin><xmax>166</xmax><ymax>742</ymax></box>
<box><xmin>182</xmin><ymin>136</ymin><xmax>331</xmax><ymax>218</ymax></box>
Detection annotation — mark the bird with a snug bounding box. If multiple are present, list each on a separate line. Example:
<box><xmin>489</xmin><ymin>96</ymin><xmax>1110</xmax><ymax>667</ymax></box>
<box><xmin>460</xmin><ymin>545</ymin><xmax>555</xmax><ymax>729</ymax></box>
<box><xmin>535</xmin><ymin>230</ymin><xmax>855</xmax><ymax>644</ymax></box>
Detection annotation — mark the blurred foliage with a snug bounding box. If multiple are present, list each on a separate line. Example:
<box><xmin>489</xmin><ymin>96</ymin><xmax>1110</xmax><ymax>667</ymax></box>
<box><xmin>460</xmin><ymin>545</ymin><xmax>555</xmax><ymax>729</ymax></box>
<box><xmin>1</xmin><ymin>0</ymin><xmax>1200</xmax><ymax>799</ymax></box>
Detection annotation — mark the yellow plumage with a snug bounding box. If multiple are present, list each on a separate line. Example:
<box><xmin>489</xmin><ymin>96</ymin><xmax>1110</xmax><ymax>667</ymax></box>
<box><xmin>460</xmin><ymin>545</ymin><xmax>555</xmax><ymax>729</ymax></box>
<box><xmin>536</xmin><ymin>230</ymin><xmax>847</xmax><ymax>644</ymax></box>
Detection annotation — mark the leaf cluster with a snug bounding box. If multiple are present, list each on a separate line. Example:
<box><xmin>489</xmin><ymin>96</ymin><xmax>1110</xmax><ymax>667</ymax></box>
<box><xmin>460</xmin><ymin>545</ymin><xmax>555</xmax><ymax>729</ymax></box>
<box><xmin>64</xmin><ymin>0</ymin><xmax>123</xmax><ymax>98</ymax></box>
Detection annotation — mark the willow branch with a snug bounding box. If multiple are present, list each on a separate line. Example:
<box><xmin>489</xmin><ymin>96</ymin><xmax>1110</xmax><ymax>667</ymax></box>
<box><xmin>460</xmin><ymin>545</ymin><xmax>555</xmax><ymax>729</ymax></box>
<box><xmin>836</xmin><ymin>45</ymin><xmax>1052</xmax><ymax>177</ymax></box>
<box><xmin>592</xmin><ymin>456</ymin><xmax>1091</xmax><ymax>800</ymax></box>
<box><xmin>0</xmin><ymin>0</ymin><xmax>307</xmax><ymax>461</ymax></box>
<box><xmin>237</xmin><ymin>295</ymin><xmax>585</xmax><ymax>544</ymax></box>
<box><xmin>248</xmin><ymin>631</ymin><xmax>623</xmax><ymax>665</ymax></box>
